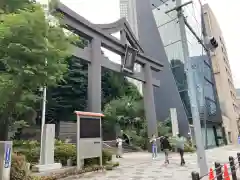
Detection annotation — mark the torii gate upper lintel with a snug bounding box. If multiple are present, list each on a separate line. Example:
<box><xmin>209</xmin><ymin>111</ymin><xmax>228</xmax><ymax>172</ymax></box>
<box><xmin>96</xmin><ymin>18</ymin><xmax>144</xmax><ymax>53</ymax></box>
<box><xmin>53</xmin><ymin>2</ymin><xmax>164</xmax><ymax>137</ymax></box>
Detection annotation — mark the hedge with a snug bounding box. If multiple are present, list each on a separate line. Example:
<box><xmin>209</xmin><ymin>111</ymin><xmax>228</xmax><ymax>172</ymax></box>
<box><xmin>11</xmin><ymin>153</ymin><xmax>119</xmax><ymax>180</ymax></box>
<box><xmin>11</xmin><ymin>140</ymin><xmax>117</xmax><ymax>180</ymax></box>
<box><xmin>13</xmin><ymin>140</ymin><xmax>113</xmax><ymax>166</ymax></box>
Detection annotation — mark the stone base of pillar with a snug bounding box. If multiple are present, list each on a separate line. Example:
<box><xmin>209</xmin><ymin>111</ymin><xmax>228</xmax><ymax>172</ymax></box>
<box><xmin>32</xmin><ymin>163</ymin><xmax>62</xmax><ymax>172</ymax></box>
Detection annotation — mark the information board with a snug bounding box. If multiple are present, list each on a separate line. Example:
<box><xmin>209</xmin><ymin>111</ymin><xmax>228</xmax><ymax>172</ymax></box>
<box><xmin>80</xmin><ymin>117</ymin><xmax>101</xmax><ymax>138</ymax></box>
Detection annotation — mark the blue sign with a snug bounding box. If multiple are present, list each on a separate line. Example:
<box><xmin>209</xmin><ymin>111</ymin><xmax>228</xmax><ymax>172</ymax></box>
<box><xmin>238</xmin><ymin>136</ymin><xmax>240</xmax><ymax>145</ymax></box>
<box><xmin>4</xmin><ymin>144</ymin><xmax>11</xmax><ymax>168</ymax></box>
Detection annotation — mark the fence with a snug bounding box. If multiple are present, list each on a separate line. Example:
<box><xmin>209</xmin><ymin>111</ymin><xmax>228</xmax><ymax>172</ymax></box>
<box><xmin>191</xmin><ymin>153</ymin><xmax>240</xmax><ymax>180</ymax></box>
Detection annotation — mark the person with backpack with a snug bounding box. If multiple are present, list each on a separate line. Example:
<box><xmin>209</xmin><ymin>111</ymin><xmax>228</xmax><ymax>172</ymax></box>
<box><xmin>175</xmin><ymin>133</ymin><xmax>186</xmax><ymax>166</ymax></box>
<box><xmin>160</xmin><ymin>135</ymin><xmax>171</xmax><ymax>164</ymax></box>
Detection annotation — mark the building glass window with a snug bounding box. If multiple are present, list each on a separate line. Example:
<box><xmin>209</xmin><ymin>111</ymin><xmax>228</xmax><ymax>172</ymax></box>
<box><xmin>203</xmin><ymin>62</ymin><xmax>212</xmax><ymax>82</ymax></box>
<box><xmin>171</xmin><ymin>62</ymin><xmax>187</xmax><ymax>91</ymax></box>
<box><xmin>153</xmin><ymin>0</ymin><xmax>183</xmax><ymax>63</ymax></box>
<box><xmin>152</xmin><ymin>0</ymin><xmax>219</xmax><ymax>125</ymax></box>
<box><xmin>165</xmin><ymin>42</ymin><xmax>184</xmax><ymax>63</ymax></box>
<box><xmin>159</xmin><ymin>19</ymin><xmax>181</xmax><ymax>47</ymax></box>
<box><xmin>206</xmin><ymin>99</ymin><xmax>217</xmax><ymax>116</ymax></box>
<box><xmin>204</xmin><ymin>80</ymin><xmax>214</xmax><ymax>101</ymax></box>
<box><xmin>152</xmin><ymin>0</ymin><xmax>177</xmax><ymax>27</ymax></box>
<box><xmin>180</xmin><ymin>91</ymin><xmax>192</xmax><ymax>119</ymax></box>
<box><xmin>183</xmin><ymin>0</ymin><xmax>205</xmax><ymax>58</ymax></box>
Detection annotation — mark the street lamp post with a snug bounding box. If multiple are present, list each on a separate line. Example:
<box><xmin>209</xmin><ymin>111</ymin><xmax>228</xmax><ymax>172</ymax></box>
<box><xmin>39</xmin><ymin>0</ymin><xmax>50</xmax><ymax>165</ymax></box>
<box><xmin>39</xmin><ymin>86</ymin><xmax>47</xmax><ymax>164</ymax></box>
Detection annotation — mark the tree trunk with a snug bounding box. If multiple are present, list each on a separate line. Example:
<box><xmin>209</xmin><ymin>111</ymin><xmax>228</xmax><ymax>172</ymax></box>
<box><xmin>0</xmin><ymin>88</ymin><xmax>23</xmax><ymax>141</ymax></box>
<box><xmin>0</xmin><ymin>120</ymin><xmax>9</xmax><ymax>141</ymax></box>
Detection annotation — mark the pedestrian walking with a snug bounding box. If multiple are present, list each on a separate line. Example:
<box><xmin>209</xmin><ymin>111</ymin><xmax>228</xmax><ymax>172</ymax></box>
<box><xmin>116</xmin><ymin>136</ymin><xmax>123</xmax><ymax>158</ymax></box>
<box><xmin>150</xmin><ymin>134</ymin><xmax>160</xmax><ymax>159</ymax></box>
<box><xmin>175</xmin><ymin>133</ymin><xmax>186</xmax><ymax>166</ymax></box>
<box><xmin>160</xmin><ymin>135</ymin><xmax>171</xmax><ymax>164</ymax></box>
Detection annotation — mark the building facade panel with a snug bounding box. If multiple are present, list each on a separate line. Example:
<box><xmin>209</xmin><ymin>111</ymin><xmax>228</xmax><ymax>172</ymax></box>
<box><xmin>120</xmin><ymin>0</ymin><xmax>190</xmax><ymax>135</ymax></box>
<box><xmin>203</xmin><ymin>4</ymin><xmax>239</xmax><ymax>143</ymax></box>
<box><xmin>150</xmin><ymin>0</ymin><xmax>224</xmax><ymax>147</ymax></box>
<box><xmin>135</xmin><ymin>0</ymin><xmax>190</xmax><ymax>134</ymax></box>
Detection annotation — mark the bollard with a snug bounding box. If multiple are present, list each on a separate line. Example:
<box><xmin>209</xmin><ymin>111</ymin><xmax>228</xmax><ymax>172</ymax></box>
<box><xmin>215</xmin><ymin>162</ymin><xmax>223</xmax><ymax>180</ymax></box>
<box><xmin>229</xmin><ymin>156</ymin><xmax>237</xmax><ymax>180</ymax></box>
<box><xmin>237</xmin><ymin>153</ymin><xmax>240</xmax><ymax>168</ymax></box>
<box><xmin>191</xmin><ymin>171</ymin><xmax>200</xmax><ymax>180</ymax></box>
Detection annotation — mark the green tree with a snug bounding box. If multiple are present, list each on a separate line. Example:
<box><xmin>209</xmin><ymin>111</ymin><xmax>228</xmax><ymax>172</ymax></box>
<box><xmin>45</xmin><ymin>63</ymin><xmax>142</xmax><ymax>126</ymax></box>
<box><xmin>0</xmin><ymin>0</ymin><xmax>35</xmax><ymax>14</ymax></box>
<box><xmin>103</xmin><ymin>95</ymin><xmax>144</xmax><ymax>135</ymax></box>
<box><xmin>102</xmin><ymin>69</ymin><xmax>142</xmax><ymax>105</ymax></box>
<box><xmin>46</xmin><ymin>57</ymin><xmax>88</xmax><ymax>123</ymax></box>
<box><xmin>0</xmin><ymin>0</ymin><xmax>74</xmax><ymax>140</ymax></box>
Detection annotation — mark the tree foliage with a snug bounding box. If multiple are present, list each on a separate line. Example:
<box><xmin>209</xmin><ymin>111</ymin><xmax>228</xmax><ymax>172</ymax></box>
<box><xmin>102</xmin><ymin>94</ymin><xmax>172</xmax><ymax>148</ymax></box>
<box><xmin>103</xmin><ymin>95</ymin><xmax>144</xmax><ymax>128</ymax></box>
<box><xmin>45</xmin><ymin>62</ymin><xmax>143</xmax><ymax>124</ymax></box>
<box><xmin>102</xmin><ymin>69</ymin><xmax>142</xmax><ymax>105</ymax></box>
<box><xmin>46</xmin><ymin>57</ymin><xmax>88</xmax><ymax>123</ymax></box>
<box><xmin>0</xmin><ymin>0</ymin><xmax>74</xmax><ymax>139</ymax></box>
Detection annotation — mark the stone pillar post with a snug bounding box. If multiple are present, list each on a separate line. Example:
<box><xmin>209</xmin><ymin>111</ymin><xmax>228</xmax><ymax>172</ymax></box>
<box><xmin>143</xmin><ymin>64</ymin><xmax>158</xmax><ymax>138</ymax></box>
<box><xmin>88</xmin><ymin>38</ymin><xmax>102</xmax><ymax>113</ymax></box>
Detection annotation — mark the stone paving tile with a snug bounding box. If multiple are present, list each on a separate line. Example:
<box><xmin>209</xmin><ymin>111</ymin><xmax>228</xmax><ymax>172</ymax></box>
<box><xmin>71</xmin><ymin>145</ymin><xmax>240</xmax><ymax>180</ymax></box>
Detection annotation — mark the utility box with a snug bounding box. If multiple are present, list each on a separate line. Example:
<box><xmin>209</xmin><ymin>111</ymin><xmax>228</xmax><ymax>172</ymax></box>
<box><xmin>0</xmin><ymin>141</ymin><xmax>12</xmax><ymax>180</ymax></box>
<box><xmin>75</xmin><ymin>111</ymin><xmax>104</xmax><ymax>169</ymax></box>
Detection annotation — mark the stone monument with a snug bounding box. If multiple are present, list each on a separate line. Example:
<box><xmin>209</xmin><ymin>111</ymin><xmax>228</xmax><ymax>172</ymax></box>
<box><xmin>33</xmin><ymin>124</ymin><xmax>62</xmax><ymax>172</ymax></box>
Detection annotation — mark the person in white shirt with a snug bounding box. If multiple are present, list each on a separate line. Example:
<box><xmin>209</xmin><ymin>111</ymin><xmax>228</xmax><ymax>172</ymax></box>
<box><xmin>149</xmin><ymin>134</ymin><xmax>161</xmax><ymax>159</ymax></box>
<box><xmin>116</xmin><ymin>136</ymin><xmax>123</xmax><ymax>158</ymax></box>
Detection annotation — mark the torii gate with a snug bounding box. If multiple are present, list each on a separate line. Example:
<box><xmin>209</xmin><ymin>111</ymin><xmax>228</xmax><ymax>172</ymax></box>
<box><xmin>53</xmin><ymin>2</ymin><xmax>164</xmax><ymax>138</ymax></box>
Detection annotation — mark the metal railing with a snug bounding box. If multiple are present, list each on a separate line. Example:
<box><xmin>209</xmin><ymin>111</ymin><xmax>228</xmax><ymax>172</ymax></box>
<box><xmin>191</xmin><ymin>153</ymin><xmax>240</xmax><ymax>180</ymax></box>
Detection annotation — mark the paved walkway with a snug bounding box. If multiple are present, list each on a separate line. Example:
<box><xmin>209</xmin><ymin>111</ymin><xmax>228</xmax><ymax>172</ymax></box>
<box><xmin>72</xmin><ymin>145</ymin><xmax>240</xmax><ymax>180</ymax></box>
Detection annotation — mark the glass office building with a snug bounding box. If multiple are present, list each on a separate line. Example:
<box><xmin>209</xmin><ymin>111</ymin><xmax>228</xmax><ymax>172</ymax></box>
<box><xmin>151</xmin><ymin>0</ymin><xmax>224</xmax><ymax>147</ymax></box>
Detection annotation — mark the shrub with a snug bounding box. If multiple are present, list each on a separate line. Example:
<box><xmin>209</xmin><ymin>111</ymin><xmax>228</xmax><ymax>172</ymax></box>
<box><xmin>169</xmin><ymin>136</ymin><xmax>196</xmax><ymax>152</ymax></box>
<box><xmin>11</xmin><ymin>153</ymin><xmax>31</xmax><ymax>180</ymax></box>
<box><xmin>102</xmin><ymin>149</ymin><xmax>112</xmax><ymax>162</ymax></box>
<box><xmin>123</xmin><ymin>130</ymin><xmax>147</xmax><ymax>149</ymax></box>
<box><xmin>13</xmin><ymin>140</ymin><xmax>39</xmax><ymax>150</ymax></box>
<box><xmin>54</xmin><ymin>144</ymin><xmax>76</xmax><ymax>166</ymax></box>
<box><xmin>14</xmin><ymin>148</ymin><xmax>40</xmax><ymax>164</ymax></box>
<box><xmin>184</xmin><ymin>144</ymin><xmax>196</xmax><ymax>153</ymax></box>
<box><xmin>31</xmin><ymin>176</ymin><xmax>56</xmax><ymax>180</ymax></box>
<box><xmin>13</xmin><ymin>140</ymin><xmax>113</xmax><ymax>168</ymax></box>
<box><xmin>11</xmin><ymin>145</ymin><xmax>116</xmax><ymax>180</ymax></box>
<box><xmin>105</xmin><ymin>165</ymin><xmax>113</xmax><ymax>170</ymax></box>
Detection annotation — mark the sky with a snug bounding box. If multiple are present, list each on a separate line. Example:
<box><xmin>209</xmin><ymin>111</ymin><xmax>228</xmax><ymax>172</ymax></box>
<box><xmin>40</xmin><ymin>0</ymin><xmax>240</xmax><ymax>88</ymax></box>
